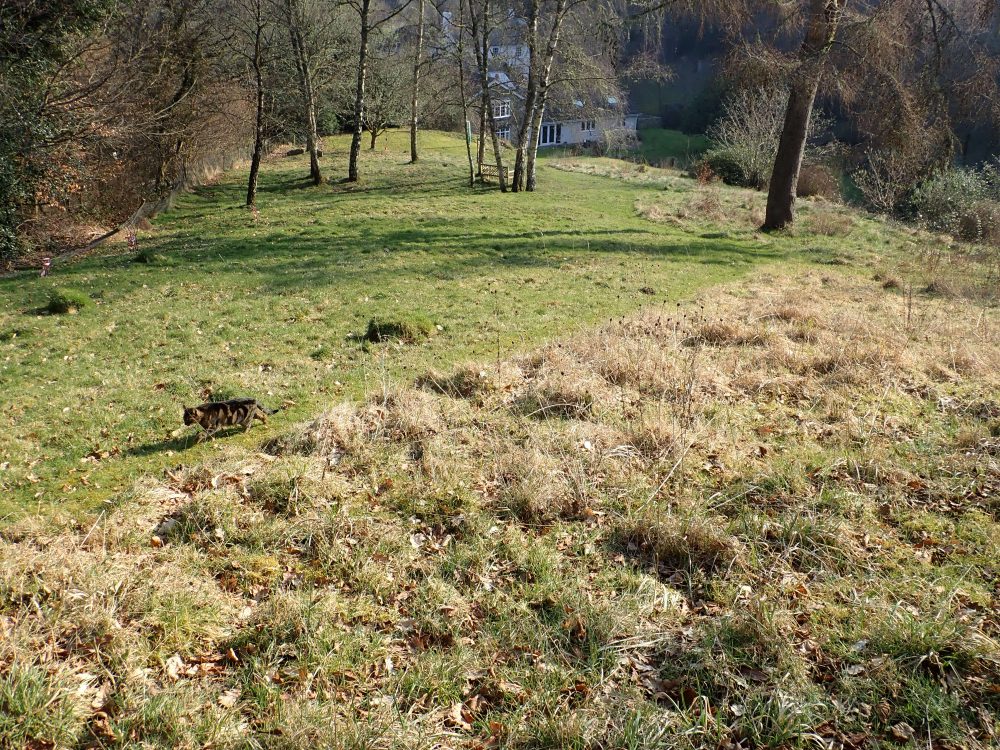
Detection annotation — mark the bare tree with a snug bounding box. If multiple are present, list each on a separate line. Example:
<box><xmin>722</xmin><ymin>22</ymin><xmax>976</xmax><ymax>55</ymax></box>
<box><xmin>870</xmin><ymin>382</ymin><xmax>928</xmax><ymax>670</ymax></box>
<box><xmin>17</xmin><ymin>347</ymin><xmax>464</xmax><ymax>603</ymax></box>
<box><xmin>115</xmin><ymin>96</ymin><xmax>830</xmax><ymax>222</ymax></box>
<box><xmin>226</xmin><ymin>0</ymin><xmax>276</xmax><ymax>206</ymax></box>
<box><xmin>342</xmin><ymin>0</ymin><xmax>412</xmax><ymax>182</ymax></box>
<box><xmin>281</xmin><ymin>0</ymin><xmax>322</xmax><ymax>184</ymax></box>
<box><xmin>524</xmin><ymin>0</ymin><xmax>627</xmax><ymax>191</ymax></box>
<box><xmin>513</xmin><ymin>0</ymin><xmax>572</xmax><ymax>192</ymax></box>
<box><xmin>762</xmin><ymin>0</ymin><xmax>841</xmax><ymax>230</ymax></box>
<box><xmin>639</xmin><ymin>0</ymin><xmax>999</xmax><ymax>229</ymax></box>
<box><xmin>409</xmin><ymin>0</ymin><xmax>426</xmax><ymax>162</ymax></box>
<box><xmin>364</xmin><ymin>40</ymin><xmax>409</xmax><ymax>149</ymax></box>
<box><xmin>468</xmin><ymin>0</ymin><xmax>507</xmax><ymax>190</ymax></box>
<box><xmin>452</xmin><ymin>0</ymin><xmax>477</xmax><ymax>186</ymax></box>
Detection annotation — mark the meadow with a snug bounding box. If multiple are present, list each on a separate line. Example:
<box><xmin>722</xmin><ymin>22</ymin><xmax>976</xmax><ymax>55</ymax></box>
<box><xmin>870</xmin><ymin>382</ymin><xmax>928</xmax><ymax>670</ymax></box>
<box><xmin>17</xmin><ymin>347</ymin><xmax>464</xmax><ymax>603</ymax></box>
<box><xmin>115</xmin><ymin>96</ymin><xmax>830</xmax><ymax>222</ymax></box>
<box><xmin>3</xmin><ymin>130</ymin><xmax>835</xmax><ymax>519</ymax></box>
<box><xmin>1</xmin><ymin>131</ymin><xmax>998</xmax><ymax>749</ymax></box>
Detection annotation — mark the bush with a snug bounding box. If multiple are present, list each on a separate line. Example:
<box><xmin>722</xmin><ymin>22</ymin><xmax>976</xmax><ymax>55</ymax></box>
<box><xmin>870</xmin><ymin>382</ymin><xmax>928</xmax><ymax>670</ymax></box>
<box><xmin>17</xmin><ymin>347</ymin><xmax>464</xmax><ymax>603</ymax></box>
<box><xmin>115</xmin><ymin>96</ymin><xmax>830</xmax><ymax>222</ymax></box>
<box><xmin>365</xmin><ymin>314</ymin><xmax>435</xmax><ymax>343</ymax></box>
<box><xmin>47</xmin><ymin>287</ymin><xmax>90</xmax><ymax>314</ymax></box>
<box><xmin>853</xmin><ymin>149</ymin><xmax>922</xmax><ymax>214</ymax></box>
<box><xmin>959</xmin><ymin>201</ymin><xmax>1000</xmax><ymax>245</ymax></box>
<box><xmin>797</xmin><ymin>164</ymin><xmax>841</xmax><ymax>200</ymax></box>
<box><xmin>703</xmin><ymin>87</ymin><xmax>833</xmax><ymax>191</ymax></box>
<box><xmin>700</xmin><ymin>147</ymin><xmax>768</xmax><ymax>189</ymax></box>
<box><xmin>908</xmin><ymin>166</ymin><xmax>1000</xmax><ymax>244</ymax></box>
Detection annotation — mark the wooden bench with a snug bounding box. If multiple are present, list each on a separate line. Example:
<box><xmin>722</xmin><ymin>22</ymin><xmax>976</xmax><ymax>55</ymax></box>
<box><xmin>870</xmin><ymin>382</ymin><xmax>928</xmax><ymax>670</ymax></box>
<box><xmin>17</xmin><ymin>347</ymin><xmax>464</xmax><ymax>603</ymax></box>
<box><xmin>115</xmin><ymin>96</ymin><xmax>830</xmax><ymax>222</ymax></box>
<box><xmin>479</xmin><ymin>163</ymin><xmax>508</xmax><ymax>184</ymax></box>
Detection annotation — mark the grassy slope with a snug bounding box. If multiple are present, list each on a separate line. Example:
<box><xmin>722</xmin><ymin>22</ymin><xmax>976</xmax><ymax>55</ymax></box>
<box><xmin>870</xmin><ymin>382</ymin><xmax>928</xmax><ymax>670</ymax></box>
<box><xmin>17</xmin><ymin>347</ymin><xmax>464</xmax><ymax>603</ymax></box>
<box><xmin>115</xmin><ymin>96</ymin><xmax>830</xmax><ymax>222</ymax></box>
<box><xmin>2</xmin><ymin>130</ymin><xmax>999</xmax><ymax>749</ymax></box>
<box><xmin>2</xmin><ymin>269</ymin><xmax>996</xmax><ymax>749</ymax></box>
<box><xmin>1</xmin><ymin>130</ymin><xmax>828</xmax><ymax>519</ymax></box>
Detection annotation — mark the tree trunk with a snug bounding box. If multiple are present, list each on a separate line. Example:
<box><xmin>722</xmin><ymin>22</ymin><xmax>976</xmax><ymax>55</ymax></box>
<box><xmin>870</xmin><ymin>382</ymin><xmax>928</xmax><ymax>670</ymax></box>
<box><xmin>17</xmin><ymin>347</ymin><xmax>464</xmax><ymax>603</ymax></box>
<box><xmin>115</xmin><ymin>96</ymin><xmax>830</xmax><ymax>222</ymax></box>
<box><xmin>762</xmin><ymin>0</ymin><xmax>842</xmax><ymax>230</ymax></box>
<box><xmin>511</xmin><ymin>0</ymin><xmax>539</xmax><ymax>192</ymax></box>
<box><xmin>370</xmin><ymin>129</ymin><xmax>378</xmax><ymax>149</ymax></box>
<box><xmin>306</xmin><ymin>90</ymin><xmax>321</xmax><ymax>184</ymax></box>
<box><xmin>486</xmin><ymin>102</ymin><xmax>507</xmax><ymax>192</ymax></box>
<box><xmin>409</xmin><ymin>0</ymin><xmax>425</xmax><ymax>163</ymax></box>
<box><xmin>477</xmin><ymin>98</ymin><xmax>487</xmax><ymax>172</ymax></box>
<box><xmin>473</xmin><ymin>0</ymin><xmax>506</xmax><ymax>191</ymax></box>
<box><xmin>246</xmin><ymin>10</ymin><xmax>265</xmax><ymax>207</ymax></box>
<box><xmin>523</xmin><ymin>0</ymin><xmax>568</xmax><ymax>192</ymax></box>
<box><xmin>525</xmin><ymin>102</ymin><xmax>545</xmax><ymax>192</ymax></box>
<box><xmin>285</xmin><ymin>0</ymin><xmax>322</xmax><ymax>185</ymax></box>
<box><xmin>348</xmin><ymin>0</ymin><xmax>371</xmax><ymax>183</ymax></box>
<box><xmin>156</xmin><ymin>67</ymin><xmax>196</xmax><ymax>191</ymax></box>
<box><xmin>457</xmin><ymin>0</ymin><xmax>476</xmax><ymax>187</ymax></box>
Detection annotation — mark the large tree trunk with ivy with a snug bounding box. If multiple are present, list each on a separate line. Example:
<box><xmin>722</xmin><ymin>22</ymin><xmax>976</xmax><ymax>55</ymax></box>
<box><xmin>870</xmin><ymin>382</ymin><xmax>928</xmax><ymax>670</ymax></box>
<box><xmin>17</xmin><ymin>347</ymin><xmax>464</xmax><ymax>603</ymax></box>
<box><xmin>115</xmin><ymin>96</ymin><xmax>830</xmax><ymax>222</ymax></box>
<box><xmin>762</xmin><ymin>0</ymin><xmax>842</xmax><ymax>230</ymax></box>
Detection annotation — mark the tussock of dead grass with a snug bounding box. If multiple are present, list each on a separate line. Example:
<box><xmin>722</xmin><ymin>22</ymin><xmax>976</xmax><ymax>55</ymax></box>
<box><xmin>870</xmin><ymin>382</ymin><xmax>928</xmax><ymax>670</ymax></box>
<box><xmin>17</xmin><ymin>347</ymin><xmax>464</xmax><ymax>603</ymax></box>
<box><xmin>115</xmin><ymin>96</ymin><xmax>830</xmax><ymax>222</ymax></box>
<box><xmin>3</xmin><ymin>270</ymin><xmax>999</xmax><ymax>749</ymax></box>
<box><xmin>614</xmin><ymin>509</ymin><xmax>741</xmax><ymax>574</ymax></box>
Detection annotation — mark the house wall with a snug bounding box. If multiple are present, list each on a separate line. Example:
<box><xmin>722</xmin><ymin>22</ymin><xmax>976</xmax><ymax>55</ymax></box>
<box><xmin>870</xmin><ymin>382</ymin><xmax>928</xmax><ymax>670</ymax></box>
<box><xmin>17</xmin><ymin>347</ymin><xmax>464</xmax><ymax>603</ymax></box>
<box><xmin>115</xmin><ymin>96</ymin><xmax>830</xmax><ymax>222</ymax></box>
<box><xmin>540</xmin><ymin>114</ymin><xmax>622</xmax><ymax>147</ymax></box>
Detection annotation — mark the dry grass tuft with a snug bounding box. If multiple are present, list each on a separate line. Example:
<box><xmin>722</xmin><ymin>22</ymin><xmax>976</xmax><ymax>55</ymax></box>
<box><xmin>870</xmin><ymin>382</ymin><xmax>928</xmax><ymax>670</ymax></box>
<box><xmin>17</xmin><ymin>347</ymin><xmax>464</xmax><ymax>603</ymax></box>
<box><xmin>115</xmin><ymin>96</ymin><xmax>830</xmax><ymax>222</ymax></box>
<box><xmin>418</xmin><ymin>361</ymin><xmax>524</xmax><ymax>400</ymax></box>
<box><xmin>693</xmin><ymin>319</ymin><xmax>773</xmax><ymax>346</ymax></box>
<box><xmin>265</xmin><ymin>402</ymin><xmax>359</xmax><ymax>458</ymax></box>
<box><xmin>615</xmin><ymin>509</ymin><xmax>741</xmax><ymax>573</ymax></box>
<box><xmin>807</xmin><ymin>211</ymin><xmax>854</xmax><ymax>236</ymax></box>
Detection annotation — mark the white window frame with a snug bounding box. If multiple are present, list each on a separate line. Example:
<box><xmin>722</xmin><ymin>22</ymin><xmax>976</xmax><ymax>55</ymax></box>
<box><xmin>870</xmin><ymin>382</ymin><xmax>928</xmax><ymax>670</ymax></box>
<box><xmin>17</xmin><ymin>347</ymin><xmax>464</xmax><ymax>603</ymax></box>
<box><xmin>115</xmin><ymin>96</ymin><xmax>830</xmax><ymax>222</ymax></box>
<box><xmin>581</xmin><ymin>120</ymin><xmax>596</xmax><ymax>132</ymax></box>
<box><xmin>539</xmin><ymin>123</ymin><xmax>562</xmax><ymax>146</ymax></box>
<box><xmin>496</xmin><ymin>125</ymin><xmax>511</xmax><ymax>141</ymax></box>
<box><xmin>492</xmin><ymin>98</ymin><xmax>511</xmax><ymax>119</ymax></box>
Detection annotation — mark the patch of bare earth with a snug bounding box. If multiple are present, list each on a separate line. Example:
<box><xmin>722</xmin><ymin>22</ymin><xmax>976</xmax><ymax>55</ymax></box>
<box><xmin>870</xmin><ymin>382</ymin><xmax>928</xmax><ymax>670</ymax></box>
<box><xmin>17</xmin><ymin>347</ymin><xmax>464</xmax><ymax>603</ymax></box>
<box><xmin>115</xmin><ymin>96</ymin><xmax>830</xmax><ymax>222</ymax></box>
<box><xmin>3</xmin><ymin>271</ymin><xmax>998</xmax><ymax>748</ymax></box>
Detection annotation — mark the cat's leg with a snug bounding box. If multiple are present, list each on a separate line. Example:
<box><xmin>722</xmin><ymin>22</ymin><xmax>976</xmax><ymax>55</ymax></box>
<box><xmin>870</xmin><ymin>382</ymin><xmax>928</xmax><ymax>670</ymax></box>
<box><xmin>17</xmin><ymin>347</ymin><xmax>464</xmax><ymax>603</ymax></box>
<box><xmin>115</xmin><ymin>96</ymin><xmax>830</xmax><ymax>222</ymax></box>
<box><xmin>241</xmin><ymin>408</ymin><xmax>257</xmax><ymax>431</ymax></box>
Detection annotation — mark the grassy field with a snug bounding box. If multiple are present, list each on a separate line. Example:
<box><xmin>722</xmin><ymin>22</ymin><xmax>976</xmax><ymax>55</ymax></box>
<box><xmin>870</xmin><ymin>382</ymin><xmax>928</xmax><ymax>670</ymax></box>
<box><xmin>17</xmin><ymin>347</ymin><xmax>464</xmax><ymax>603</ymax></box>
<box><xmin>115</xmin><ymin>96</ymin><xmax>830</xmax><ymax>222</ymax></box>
<box><xmin>0</xmin><ymin>129</ymin><xmax>884</xmax><ymax>520</ymax></box>
<box><xmin>2</xmin><ymin>266</ymin><xmax>997</xmax><ymax>748</ymax></box>
<box><xmin>2</xmin><ymin>129</ymin><xmax>999</xmax><ymax>748</ymax></box>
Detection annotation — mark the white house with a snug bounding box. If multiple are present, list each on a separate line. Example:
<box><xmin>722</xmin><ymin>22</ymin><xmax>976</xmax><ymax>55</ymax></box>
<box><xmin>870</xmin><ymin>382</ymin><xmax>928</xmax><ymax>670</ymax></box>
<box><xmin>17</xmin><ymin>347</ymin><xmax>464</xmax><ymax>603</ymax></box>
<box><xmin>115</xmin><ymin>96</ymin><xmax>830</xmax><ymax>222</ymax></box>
<box><xmin>481</xmin><ymin>24</ymin><xmax>635</xmax><ymax>149</ymax></box>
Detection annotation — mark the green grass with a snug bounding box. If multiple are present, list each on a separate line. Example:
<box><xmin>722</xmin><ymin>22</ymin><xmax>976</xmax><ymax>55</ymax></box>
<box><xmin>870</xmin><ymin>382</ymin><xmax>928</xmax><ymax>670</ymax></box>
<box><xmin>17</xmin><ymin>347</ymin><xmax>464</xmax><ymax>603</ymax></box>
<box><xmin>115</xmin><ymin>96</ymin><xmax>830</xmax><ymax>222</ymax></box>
<box><xmin>636</xmin><ymin>128</ymin><xmax>711</xmax><ymax>166</ymax></box>
<box><xmin>46</xmin><ymin>286</ymin><xmax>91</xmax><ymax>314</ymax></box>
<box><xmin>0</xmin><ymin>130</ymin><xmax>781</xmax><ymax>519</ymax></box>
<box><xmin>0</xmin><ymin>129</ymin><xmax>980</xmax><ymax>520</ymax></box>
<box><xmin>365</xmin><ymin>313</ymin><xmax>435</xmax><ymax>343</ymax></box>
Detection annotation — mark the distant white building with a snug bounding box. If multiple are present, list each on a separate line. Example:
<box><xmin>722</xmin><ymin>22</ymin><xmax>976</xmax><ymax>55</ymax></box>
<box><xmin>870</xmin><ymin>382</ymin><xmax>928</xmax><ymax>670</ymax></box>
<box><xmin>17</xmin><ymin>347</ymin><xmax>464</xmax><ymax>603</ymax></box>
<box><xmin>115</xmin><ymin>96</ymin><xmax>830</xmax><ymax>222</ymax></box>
<box><xmin>480</xmin><ymin>23</ymin><xmax>635</xmax><ymax>149</ymax></box>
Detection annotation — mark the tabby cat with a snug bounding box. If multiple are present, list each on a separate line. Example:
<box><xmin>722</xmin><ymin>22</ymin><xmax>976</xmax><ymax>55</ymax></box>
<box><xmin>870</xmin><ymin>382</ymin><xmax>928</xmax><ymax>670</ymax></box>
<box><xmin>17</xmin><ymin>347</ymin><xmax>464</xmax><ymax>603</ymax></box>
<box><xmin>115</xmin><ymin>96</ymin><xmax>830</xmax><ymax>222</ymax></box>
<box><xmin>182</xmin><ymin>398</ymin><xmax>276</xmax><ymax>440</ymax></box>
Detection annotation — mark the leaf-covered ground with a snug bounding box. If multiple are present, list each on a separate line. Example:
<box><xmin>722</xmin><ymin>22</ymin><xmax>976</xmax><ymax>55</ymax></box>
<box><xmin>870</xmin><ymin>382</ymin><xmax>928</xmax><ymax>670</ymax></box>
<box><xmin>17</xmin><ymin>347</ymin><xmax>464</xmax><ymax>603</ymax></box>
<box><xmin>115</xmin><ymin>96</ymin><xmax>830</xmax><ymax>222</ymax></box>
<box><xmin>3</xmin><ymin>269</ymin><xmax>998</xmax><ymax>749</ymax></box>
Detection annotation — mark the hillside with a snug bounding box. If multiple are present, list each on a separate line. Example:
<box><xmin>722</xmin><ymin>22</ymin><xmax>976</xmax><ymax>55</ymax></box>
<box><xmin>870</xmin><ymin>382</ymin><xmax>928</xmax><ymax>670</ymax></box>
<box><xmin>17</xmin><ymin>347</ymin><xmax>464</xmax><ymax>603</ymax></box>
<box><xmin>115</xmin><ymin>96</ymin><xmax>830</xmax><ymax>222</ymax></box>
<box><xmin>3</xmin><ymin>266</ymin><xmax>998</xmax><ymax>748</ymax></box>
<box><xmin>0</xmin><ymin>130</ymin><xmax>899</xmax><ymax>519</ymax></box>
<box><xmin>2</xmin><ymin>132</ymin><xmax>999</xmax><ymax>749</ymax></box>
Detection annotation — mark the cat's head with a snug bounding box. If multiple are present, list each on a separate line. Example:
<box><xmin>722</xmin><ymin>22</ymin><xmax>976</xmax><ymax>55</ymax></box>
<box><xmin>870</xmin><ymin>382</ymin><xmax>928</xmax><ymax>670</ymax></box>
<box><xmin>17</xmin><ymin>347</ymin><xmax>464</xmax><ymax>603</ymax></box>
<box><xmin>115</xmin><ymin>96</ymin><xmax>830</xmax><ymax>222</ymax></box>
<box><xmin>182</xmin><ymin>405</ymin><xmax>201</xmax><ymax>426</ymax></box>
